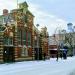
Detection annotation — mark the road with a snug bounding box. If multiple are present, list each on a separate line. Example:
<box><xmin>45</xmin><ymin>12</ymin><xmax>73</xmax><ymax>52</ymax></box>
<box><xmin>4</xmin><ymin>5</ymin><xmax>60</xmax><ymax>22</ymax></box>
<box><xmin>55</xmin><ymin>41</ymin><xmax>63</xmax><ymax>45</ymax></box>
<box><xmin>0</xmin><ymin>57</ymin><xmax>75</xmax><ymax>75</ymax></box>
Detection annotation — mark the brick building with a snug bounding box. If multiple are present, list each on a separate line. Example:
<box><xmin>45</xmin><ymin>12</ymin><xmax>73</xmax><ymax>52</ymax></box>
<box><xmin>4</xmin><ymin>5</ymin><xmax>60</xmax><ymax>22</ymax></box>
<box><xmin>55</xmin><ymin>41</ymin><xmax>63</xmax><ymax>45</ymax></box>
<box><xmin>0</xmin><ymin>2</ymin><xmax>49</xmax><ymax>63</ymax></box>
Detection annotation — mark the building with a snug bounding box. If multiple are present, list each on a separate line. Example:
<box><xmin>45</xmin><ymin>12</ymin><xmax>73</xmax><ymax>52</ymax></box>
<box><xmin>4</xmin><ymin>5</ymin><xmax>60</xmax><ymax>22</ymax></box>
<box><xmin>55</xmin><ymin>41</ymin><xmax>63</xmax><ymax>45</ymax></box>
<box><xmin>40</xmin><ymin>27</ymin><xmax>49</xmax><ymax>59</ymax></box>
<box><xmin>49</xmin><ymin>36</ymin><xmax>57</xmax><ymax>57</ymax></box>
<box><xmin>49</xmin><ymin>28</ymin><xmax>75</xmax><ymax>57</ymax></box>
<box><xmin>0</xmin><ymin>2</ymin><xmax>34</xmax><ymax>63</ymax></box>
<box><xmin>0</xmin><ymin>2</ymin><xmax>49</xmax><ymax>63</ymax></box>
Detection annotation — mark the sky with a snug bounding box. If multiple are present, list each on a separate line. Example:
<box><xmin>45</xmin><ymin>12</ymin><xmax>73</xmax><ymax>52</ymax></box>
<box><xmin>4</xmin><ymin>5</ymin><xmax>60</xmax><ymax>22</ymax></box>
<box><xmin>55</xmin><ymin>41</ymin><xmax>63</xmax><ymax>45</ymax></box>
<box><xmin>0</xmin><ymin>0</ymin><xmax>75</xmax><ymax>35</ymax></box>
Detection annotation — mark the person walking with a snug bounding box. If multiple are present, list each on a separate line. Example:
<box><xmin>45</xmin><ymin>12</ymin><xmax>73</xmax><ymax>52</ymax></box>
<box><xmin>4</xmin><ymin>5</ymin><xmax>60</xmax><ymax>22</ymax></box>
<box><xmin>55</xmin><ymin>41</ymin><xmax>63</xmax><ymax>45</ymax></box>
<box><xmin>56</xmin><ymin>51</ymin><xmax>58</xmax><ymax>61</ymax></box>
<box><xmin>60</xmin><ymin>51</ymin><xmax>62</xmax><ymax>59</ymax></box>
<box><xmin>43</xmin><ymin>53</ymin><xmax>46</xmax><ymax>60</ymax></box>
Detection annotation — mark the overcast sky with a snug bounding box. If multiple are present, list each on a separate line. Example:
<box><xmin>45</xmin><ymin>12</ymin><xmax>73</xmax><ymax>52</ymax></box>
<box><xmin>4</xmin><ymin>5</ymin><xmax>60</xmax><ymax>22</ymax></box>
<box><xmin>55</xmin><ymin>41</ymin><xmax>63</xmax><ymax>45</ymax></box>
<box><xmin>0</xmin><ymin>0</ymin><xmax>75</xmax><ymax>35</ymax></box>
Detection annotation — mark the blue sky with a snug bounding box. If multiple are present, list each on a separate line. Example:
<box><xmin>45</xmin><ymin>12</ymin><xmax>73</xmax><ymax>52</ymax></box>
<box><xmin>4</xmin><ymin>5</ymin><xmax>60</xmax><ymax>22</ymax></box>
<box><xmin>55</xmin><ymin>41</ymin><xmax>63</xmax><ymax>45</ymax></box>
<box><xmin>0</xmin><ymin>0</ymin><xmax>75</xmax><ymax>35</ymax></box>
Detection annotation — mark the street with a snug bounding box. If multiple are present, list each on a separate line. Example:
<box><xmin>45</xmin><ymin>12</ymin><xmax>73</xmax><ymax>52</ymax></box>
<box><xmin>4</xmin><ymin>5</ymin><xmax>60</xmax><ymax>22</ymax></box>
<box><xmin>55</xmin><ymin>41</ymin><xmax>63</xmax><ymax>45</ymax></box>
<box><xmin>0</xmin><ymin>57</ymin><xmax>75</xmax><ymax>75</ymax></box>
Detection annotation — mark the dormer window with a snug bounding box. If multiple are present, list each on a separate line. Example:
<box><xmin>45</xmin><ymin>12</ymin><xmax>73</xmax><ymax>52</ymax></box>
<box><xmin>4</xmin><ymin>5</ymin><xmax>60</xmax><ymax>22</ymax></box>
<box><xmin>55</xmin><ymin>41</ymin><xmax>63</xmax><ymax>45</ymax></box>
<box><xmin>3</xmin><ymin>15</ymin><xmax>11</xmax><ymax>25</ymax></box>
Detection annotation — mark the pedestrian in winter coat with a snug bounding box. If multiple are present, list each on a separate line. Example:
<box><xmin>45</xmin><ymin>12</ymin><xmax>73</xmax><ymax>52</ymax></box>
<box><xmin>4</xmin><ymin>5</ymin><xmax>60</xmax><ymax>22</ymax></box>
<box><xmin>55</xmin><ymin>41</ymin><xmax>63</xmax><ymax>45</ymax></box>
<box><xmin>43</xmin><ymin>53</ymin><xmax>46</xmax><ymax>60</ymax></box>
<box><xmin>60</xmin><ymin>52</ymin><xmax>62</xmax><ymax>59</ymax></box>
<box><xmin>56</xmin><ymin>51</ymin><xmax>58</xmax><ymax>61</ymax></box>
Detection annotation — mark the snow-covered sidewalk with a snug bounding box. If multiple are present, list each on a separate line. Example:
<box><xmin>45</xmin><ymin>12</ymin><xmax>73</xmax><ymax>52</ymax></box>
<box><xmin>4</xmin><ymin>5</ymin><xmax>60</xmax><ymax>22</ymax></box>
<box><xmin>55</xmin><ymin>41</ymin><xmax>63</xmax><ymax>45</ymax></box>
<box><xmin>0</xmin><ymin>57</ymin><xmax>75</xmax><ymax>75</ymax></box>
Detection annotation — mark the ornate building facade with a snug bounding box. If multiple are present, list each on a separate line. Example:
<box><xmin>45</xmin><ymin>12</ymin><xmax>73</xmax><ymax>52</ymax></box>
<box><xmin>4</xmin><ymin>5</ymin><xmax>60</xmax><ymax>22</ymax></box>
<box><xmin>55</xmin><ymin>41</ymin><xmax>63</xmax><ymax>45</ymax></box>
<box><xmin>0</xmin><ymin>2</ymin><xmax>49</xmax><ymax>63</ymax></box>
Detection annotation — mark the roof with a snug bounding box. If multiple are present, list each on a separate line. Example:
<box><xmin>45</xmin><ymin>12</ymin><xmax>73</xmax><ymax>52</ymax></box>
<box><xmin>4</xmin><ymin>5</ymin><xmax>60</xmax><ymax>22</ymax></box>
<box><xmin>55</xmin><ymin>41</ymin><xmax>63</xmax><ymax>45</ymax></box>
<box><xmin>19</xmin><ymin>1</ymin><xmax>28</xmax><ymax>7</ymax></box>
<box><xmin>27</xmin><ymin>10</ymin><xmax>34</xmax><ymax>17</ymax></box>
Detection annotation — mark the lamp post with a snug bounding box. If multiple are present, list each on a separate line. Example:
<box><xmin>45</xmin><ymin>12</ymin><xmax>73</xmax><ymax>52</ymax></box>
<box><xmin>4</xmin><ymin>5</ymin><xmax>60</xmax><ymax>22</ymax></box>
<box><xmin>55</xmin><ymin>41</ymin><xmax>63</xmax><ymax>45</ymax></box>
<box><xmin>36</xmin><ymin>24</ymin><xmax>40</xmax><ymax>60</ymax></box>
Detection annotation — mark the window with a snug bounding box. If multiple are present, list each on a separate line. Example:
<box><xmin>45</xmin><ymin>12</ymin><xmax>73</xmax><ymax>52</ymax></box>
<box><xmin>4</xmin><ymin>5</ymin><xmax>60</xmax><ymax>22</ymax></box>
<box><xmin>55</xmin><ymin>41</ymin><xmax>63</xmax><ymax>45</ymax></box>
<box><xmin>4</xmin><ymin>37</ymin><xmax>13</xmax><ymax>45</ymax></box>
<box><xmin>4</xmin><ymin>37</ymin><xmax>8</xmax><ymax>45</ymax></box>
<box><xmin>22</xmin><ymin>30</ymin><xmax>26</xmax><ymax>45</ymax></box>
<box><xmin>34</xmin><ymin>40</ymin><xmax>37</xmax><ymax>47</ymax></box>
<box><xmin>17</xmin><ymin>29</ymin><xmax>22</xmax><ymax>45</ymax></box>
<box><xmin>3</xmin><ymin>16</ymin><xmax>11</xmax><ymax>24</ymax></box>
<box><xmin>0</xmin><ymin>26</ymin><xmax>5</xmax><ymax>31</ymax></box>
<box><xmin>9</xmin><ymin>38</ymin><xmax>13</xmax><ymax>45</ymax></box>
<box><xmin>24</xmin><ymin>15</ymin><xmax>28</xmax><ymax>23</ymax></box>
<box><xmin>3</xmin><ymin>17</ymin><xmax>7</xmax><ymax>24</ymax></box>
<box><xmin>27</xmin><ymin>32</ymin><xmax>31</xmax><ymax>46</ymax></box>
<box><xmin>21</xmin><ymin>47</ymin><xmax>28</xmax><ymax>56</ymax></box>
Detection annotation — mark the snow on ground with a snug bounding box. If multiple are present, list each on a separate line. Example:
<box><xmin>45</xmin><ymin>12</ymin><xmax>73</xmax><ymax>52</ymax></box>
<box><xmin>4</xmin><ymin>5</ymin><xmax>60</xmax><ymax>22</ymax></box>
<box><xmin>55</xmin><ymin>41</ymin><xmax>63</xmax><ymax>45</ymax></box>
<box><xmin>0</xmin><ymin>57</ymin><xmax>75</xmax><ymax>75</ymax></box>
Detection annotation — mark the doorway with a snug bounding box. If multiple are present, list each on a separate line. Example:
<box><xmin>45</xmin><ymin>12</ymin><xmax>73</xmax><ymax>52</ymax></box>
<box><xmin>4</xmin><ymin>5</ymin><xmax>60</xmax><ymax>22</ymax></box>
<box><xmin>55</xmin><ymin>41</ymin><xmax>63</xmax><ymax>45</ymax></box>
<box><xmin>3</xmin><ymin>46</ymin><xmax>15</xmax><ymax>63</ymax></box>
<box><xmin>34</xmin><ymin>48</ymin><xmax>42</xmax><ymax>60</ymax></box>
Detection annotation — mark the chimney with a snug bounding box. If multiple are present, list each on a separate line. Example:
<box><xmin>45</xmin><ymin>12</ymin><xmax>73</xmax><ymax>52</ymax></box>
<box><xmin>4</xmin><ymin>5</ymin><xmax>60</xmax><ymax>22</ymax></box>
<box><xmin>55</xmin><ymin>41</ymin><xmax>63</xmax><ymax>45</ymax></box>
<box><xmin>3</xmin><ymin>9</ymin><xmax>8</xmax><ymax>16</ymax></box>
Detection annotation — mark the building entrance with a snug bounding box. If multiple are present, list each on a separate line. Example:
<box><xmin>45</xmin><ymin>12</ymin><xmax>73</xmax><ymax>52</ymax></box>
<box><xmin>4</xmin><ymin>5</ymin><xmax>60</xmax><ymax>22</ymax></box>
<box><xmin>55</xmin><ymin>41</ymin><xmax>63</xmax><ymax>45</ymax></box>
<box><xmin>3</xmin><ymin>46</ymin><xmax>15</xmax><ymax>63</ymax></box>
<box><xmin>34</xmin><ymin>48</ymin><xmax>42</xmax><ymax>60</ymax></box>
